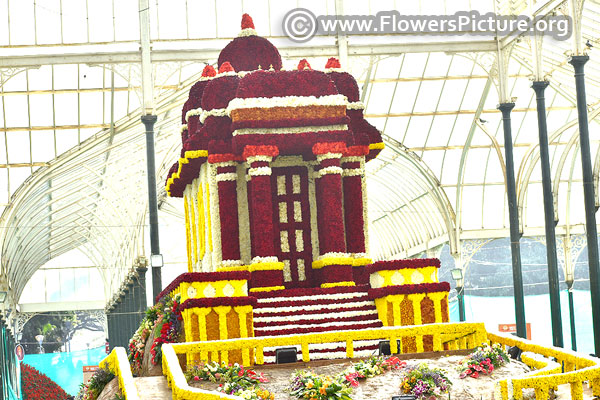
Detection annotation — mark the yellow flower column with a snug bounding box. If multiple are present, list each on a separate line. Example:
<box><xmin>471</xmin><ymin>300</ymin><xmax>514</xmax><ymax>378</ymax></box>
<box><xmin>409</xmin><ymin>293</ymin><xmax>426</xmax><ymax>352</ymax></box>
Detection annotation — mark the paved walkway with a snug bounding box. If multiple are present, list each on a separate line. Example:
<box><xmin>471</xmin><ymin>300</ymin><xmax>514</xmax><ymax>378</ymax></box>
<box><xmin>135</xmin><ymin>376</ymin><xmax>172</xmax><ymax>399</ymax></box>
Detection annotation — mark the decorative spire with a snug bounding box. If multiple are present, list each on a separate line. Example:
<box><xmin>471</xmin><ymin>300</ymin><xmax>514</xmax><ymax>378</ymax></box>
<box><xmin>201</xmin><ymin>65</ymin><xmax>217</xmax><ymax>78</ymax></box>
<box><xmin>297</xmin><ymin>59</ymin><xmax>312</xmax><ymax>70</ymax></box>
<box><xmin>218</xmin><ymin>61</ymin><xmax>235</xmax><ymax>74</ymax></box>
<box><xmin>325</xmin><ymin>57</ymin><xmax>341</xmax><ymax>70</ymax></box>
<box><xmin>241</xmin><ymin>13</ymin><xmax>255</xmax><ymax>30</ymax></box>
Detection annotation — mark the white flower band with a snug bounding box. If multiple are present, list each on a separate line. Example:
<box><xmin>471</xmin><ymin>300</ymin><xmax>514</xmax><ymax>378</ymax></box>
<box><xmin>216</xmin><ymin>172</ymin><xmax>237</xmax><ymax>182</ymax></box>
<box><xmin>233</xmin><ymin>125</ymin><xmax>348</xmax><ymax>136</ymax></box>
<box><xmin>228</xmin><ymin>94</ymin><xmax>348</xmax><ymax>111</ymax></box>
<box><xmin>317</xmin><ymin>166</ymin><xmax>343</xmax><ymax>177</ymax></box>
<box><xmin>248</xmin><ymin>166</ymin><xmax>272</xmax><ymax>177</ymax></box>
<box><xmin>200</xmin><ymin>108</ymin><xmax>228</xmax><ymax>124</ymax></box>
<box><xmin>185</xmin><ymin>108</ymin><xmax>202</xmax><ymax>122</ymax></box>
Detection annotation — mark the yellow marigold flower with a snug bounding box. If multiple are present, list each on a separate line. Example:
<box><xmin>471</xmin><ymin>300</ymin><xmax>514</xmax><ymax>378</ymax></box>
<box><xmin>319</xmin><ymin>387</ymin><xmax>327</xmax><ymax>395</ymax></box>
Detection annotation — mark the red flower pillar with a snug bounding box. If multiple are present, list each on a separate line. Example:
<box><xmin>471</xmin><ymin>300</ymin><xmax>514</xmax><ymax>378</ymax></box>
<box><xmin>216</xmin><ymin>161</ymin><xmax>241</xmax><ymax>265</ymax></box>
<box><xmin>312</xmin><ymin>142</ymin><xmax>355</xmax><ymax>288</ymax></box>
<box><xmin>244</xmin><ymin>145</ymin><xmax>285</xmax><ymax>292</ymax></box>
<box><xmin>341</xmin><ymin>154</ymin><xmax>369</xmax><ymax>285</ymax></box>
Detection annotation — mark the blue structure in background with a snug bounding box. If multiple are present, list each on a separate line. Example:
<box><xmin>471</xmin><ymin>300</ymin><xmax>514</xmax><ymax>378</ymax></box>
<box><xmin>23</xmin><ymin>346</ymin><xmax>107</xmax><ymax>396</ymax></box>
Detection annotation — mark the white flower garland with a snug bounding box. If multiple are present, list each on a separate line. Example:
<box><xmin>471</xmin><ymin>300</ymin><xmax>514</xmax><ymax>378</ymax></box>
<box><xmin>342</xmin><ymin>168</ymin><xmax>363</xmax><ymax>177</ymax></box>
<box><xmin>200</xmin><ymin>108</ymin><xmax>228</xmax><ymax>124</ymax></box>
<box><xmin>228</xmin><ymin>94</ymin><xmax>348</xmax><ymax>111</ymax></box>
<box><xmin>232</xmin><ymin>124</ymin><xmax>348</xmax><ymax>136</ymax></box>
<box><xmin>317</xmin><ymin>252</ymin><xmax>352</xmax><ymax>260</ymax></box>
<box><xmin>251</xmin><ymin>256</ymin><xmax>278</xmax><ymax>264</ymax></box>
<box><xmin>317</xmin><ymin>166</ymin><xmax>343</xmax><ymax>177</ymax></box>
<box><xmin>216</xmin><ymin>172</ymin><xmax>237</xmax><ymax>182</ymax></box>
<box><xmin>248</xmin><ymin>166</ymin><xmax>272</xmax><ymax>177</ymax></box>
<box><xmin>316</xmin><ymin>152</ymin><xmax>343</xmax><ymax>162</ymax></box>
<box><xmin>216</xmin><ymin>70</ymin><xmax>238</xmax><ymax>78</ymax></box>
<box><xmin>246</xmin><ymin>155</ymin><xmax>273</xmax><ymax>164</ymax></box>
<box><xmin>220</xmin><ymin>259</ymin><xmax>243</xmax><ymax>267</ymax></box>
<box><xmin>185</xmin><ymin>108</ymin><xmax>202</xmax><ymax>122</ymax></box>
<box><xmin>180</xmin><ymin>124</ymin><xmax>188</xmax><ymax>133</ymax></box>
<box><xmin>347</xmin><ymin>101</ymin><xmax>365</xmax><ymax>110</ymax></box>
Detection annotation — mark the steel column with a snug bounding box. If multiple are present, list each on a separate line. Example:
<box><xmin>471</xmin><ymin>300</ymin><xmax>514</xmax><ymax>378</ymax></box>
<box><xmin>457</xmin><ymin>286</ymin><xmax>466</xmax><ymax>322</ymax></box>
<box><xmin>531</xmin><ymin>80</ymin><xmax>564</xmax><ymax>348</ymax></box>
<box><xmin>498</xmin><ymin>102</ymin><xmax>527</xmax><ymax>339</ymax></box>
<box><xmin>142</xmin><ymin>114</ymin><xmax>162</xmax><ymax>300</ymax></box>
<box><xmin>568</xmin><ymin>55</ymin><xmax>600</xmax><ymax>356</ymax></box>
<box><xmin>568</xmin><ymin>283</ymin><xmax>577</xmax><ymax>351</ymax></box>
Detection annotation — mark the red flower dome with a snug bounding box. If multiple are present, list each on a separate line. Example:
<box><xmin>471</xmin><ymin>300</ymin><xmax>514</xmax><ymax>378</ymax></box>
<box><xmin>218</xmin><ymin>14</ymin><xmax>282</xmax><ymax>72</ymax></box>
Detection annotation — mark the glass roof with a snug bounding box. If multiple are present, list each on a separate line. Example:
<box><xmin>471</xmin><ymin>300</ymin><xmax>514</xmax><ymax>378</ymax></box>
<box><xmin>1</xmin><ymin>0</ymin><xmax>599</xmax><ymax>307</ymax></box>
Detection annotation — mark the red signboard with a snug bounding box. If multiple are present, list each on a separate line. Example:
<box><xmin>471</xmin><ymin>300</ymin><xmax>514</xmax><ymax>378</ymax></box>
<box><xmin>498</xmin><ymin>323</ymin><xmax>532</xmax><ymax>340</ymax></box>
<box><xmin>82</xmin><ymin>366</ymin><xmax>99</xmax><ymax>373</ymax></box>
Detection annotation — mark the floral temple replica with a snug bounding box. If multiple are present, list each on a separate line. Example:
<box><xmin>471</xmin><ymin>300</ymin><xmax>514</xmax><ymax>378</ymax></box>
<box><xmin>160</xmin><ymin>14</ymin><xmax>451</xmax><ymax>364</ymax></box>
<box><xmin>94</xmin><ymin>14</ymin><xmax>600</xmax><ymax>400</ymax></box>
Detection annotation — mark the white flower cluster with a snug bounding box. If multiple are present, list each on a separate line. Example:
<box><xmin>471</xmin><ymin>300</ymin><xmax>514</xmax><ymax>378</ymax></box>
<box><xmin>180</xmin><ymin>124</ymin><xmax>188</xmax><ymax>133</ymax></box>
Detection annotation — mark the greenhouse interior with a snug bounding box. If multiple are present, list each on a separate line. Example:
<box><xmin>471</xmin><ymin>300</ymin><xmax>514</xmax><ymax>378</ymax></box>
<box><xmin>1</xmin><ymin>0</ymin><xmax>600</xmax><ymax>399</ymax></box>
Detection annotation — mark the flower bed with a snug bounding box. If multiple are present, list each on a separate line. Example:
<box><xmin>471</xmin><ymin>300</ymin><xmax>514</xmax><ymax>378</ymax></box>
<box><xmin>21</xmin><ymin>363</ymin><xmax>70</xmax><ymax>400</ymax></box>
<box><xmin>400</xmin><ymin>363</ymin><xmax>452</xmax><ymax>399</ymax></box>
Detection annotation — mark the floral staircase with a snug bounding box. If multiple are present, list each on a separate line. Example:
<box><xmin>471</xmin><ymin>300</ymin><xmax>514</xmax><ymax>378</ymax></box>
<box><xmin>251</xmin><ymin>285</ymin><xmax>384</xmax><ymax>362</ymax></box>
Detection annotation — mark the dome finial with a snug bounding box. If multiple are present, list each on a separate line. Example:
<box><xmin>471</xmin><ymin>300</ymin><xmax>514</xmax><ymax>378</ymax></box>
<box><xmin>201</xmin><ymin>65</ymin><xmax>217</xmax><ymax>77</ymax></box>
<box><xmin>241</xmin><ymin>13</ymin><xmax>255</xmax><ymax>30</ymax></box>
<box><xmin>297</xmin><ymin>59</ymin><xmax>312</xmax><ymax>70</ymax></box>
<box><xmin>218</xmin><ymin>61</ymin><xmax>235</xmax><ymax>74</ymax></box>
<box><xmin>325</xmin><ymin>57</ymin><xmax>341</xmax><ymax>69</ymax></box>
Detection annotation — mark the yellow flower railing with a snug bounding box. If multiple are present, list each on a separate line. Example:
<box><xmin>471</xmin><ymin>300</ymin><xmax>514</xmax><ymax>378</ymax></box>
<box><xmin>161</xmin><ymin>322</ymin><xmax>485</xmax><ymax>400</ymax></box>
<box><xmin>487</xmin><ymin>331</ymin><xmax>600</xmax><ymax>400</ymax></box>
<box><xmin>171</xmin><ymin>322</ymin><xmax>486</xmax><ymax>365</ymax></box>
<box><xmin>99</xmin><ymin>347</ymin><xmax>140</xmax><ymax>400</ymax></box>
<box><xmin>162</xmin><ymin>343</ymin><xmax>242</xmax><ymax>400</ymax></box>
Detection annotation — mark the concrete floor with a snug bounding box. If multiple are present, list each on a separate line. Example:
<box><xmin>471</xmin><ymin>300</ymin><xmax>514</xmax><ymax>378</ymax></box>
<box><xmin>135</xmin><ymin>376</ymin><xmax>172</xmax><ymax>399</ymax></box>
